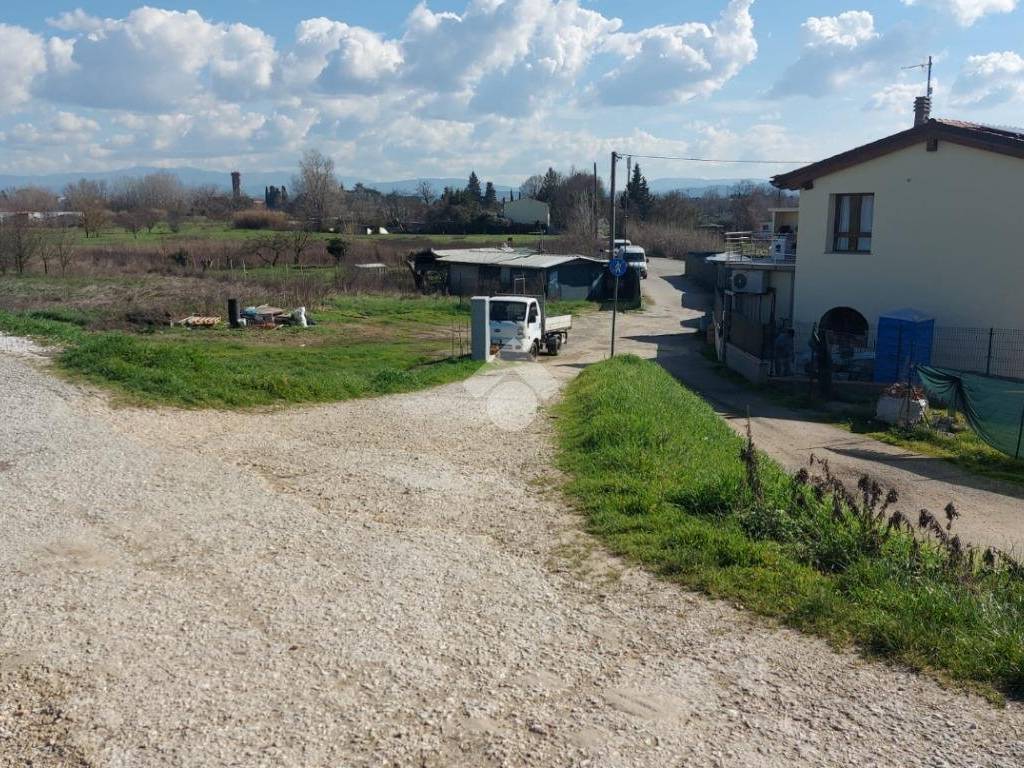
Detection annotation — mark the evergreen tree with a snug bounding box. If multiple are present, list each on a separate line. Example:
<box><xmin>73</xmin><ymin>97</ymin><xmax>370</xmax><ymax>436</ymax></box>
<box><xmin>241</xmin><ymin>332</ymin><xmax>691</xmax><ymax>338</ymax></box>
<box><xmin>624</xmin><ymin>163</ymin><xmax>653</xmax><ymax>220</ymax></box>
<box><xmin>539</xmin><ymin>167</ymin><xmax>561</xmax><ymax>203</ymax></box>
<box><xmin>483</xmin><ymin>181</ymin><xmax>498</xmax><ymax>209</ymax></box>
<box><xmin>466</xmin><ymin>171</ymin><xmax>482</xmax><ymax>203</ymax></box>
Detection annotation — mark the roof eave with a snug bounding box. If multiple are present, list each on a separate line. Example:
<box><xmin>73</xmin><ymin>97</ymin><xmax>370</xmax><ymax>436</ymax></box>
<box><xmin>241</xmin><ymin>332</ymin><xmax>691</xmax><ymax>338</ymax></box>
<box><xmin>771</xmin><ymin>119</ymin><xmax>1024</xmax><ymax>190</ymax></box>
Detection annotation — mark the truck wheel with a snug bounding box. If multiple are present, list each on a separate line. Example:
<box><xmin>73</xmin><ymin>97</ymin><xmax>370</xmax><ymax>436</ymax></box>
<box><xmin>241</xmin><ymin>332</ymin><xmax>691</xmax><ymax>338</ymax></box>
<box><xmin>546</xmin><ymin>338</ymin><xmax>559</xmax><ymax>356</ymax></box>
<box><xmin>530</xmin><ymin>341</ymin><xmax>540</xmax><ymax>360</ymax></box>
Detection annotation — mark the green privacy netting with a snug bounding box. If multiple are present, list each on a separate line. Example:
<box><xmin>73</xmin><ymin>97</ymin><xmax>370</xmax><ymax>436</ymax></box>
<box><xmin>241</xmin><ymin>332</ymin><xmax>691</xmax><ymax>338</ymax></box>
<box><xmin>917</xmin><ymin>366</ymin><xmax>1024</xmax><ymax>459</ymax></box>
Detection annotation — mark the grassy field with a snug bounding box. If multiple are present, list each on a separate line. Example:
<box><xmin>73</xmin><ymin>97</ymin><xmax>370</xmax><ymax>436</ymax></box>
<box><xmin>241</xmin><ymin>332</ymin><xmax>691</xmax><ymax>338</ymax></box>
<box><xmin>0</xmin><ymin>294</ymin><xmax>594</xmax><ymax>408</ymax></box>
<box><xmin>556</xmin><ymin>356</ymin><xmax>1024</xmax><ymax>701</ymax></box>
<box><xmin>0</xmin><ymin>296</ymin><xmax>485</xmax><ymax>408</ymax></box>
<box><xmin>73</xmin><ymin>220</ymin><xmax>557</xmax><ymax>249</ymax></box>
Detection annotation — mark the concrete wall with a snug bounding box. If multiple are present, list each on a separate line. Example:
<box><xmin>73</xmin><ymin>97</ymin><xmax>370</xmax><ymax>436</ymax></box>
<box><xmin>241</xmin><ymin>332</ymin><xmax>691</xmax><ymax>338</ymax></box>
<box><xmin>768</xmin><ymin>269</ymin><xmax>795</xmax><ymax>325</ymax></box>
<box><xmin>793</xmin><ymin>140</ymin><xmax>1024</xmax><ymax>330</ymax></box>
<box><xmin>503</xmin><ymin>198</ymin><xmax>550</xmax><ymax>228</ymax></box>
<box><xmin>725</xmin><ymin>343</ymin><xmax>770</xmax><ymax>384</ymax></box>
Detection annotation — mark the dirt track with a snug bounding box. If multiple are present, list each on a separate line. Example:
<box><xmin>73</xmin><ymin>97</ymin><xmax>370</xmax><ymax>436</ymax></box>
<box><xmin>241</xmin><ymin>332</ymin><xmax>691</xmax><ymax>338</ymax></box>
<box><xmin>2</xmin><ymin>276</ymin><xmax>1024</xmax><ymax>766</ymax></box>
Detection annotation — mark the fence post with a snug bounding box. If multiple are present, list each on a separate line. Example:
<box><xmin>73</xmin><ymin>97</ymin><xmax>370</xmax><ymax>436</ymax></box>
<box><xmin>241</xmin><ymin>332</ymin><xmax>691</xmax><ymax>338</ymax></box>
<box><xmin>1016</xmin><ymin>403</ymin><xmax>1024</xmax><ymax>460</ymax></box>
<box><xmin>986</xmin><ymin>327</ymin><xmax>994</xmax><ymax>376</ymax></box>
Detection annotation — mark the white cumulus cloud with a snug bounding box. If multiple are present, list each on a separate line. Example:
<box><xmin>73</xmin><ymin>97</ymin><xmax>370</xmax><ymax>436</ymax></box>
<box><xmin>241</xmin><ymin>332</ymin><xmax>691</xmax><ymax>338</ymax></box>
<box><xmin>772</xmin><ymin>11</ymin><xmax>911</xmax><ymax>98</ymax></box>
<box><xmin>901</xmin><ymin>0</ymin><xmax>1017</xmax><ymax>27</ymax></box>
<box><xmin>42</xmin><ymin>8</ymin><xmax>276</xmax><ymax>110</ymax></box>
<box><xmin>0</xmin><ymin>24</ymin><xmax>48</xmax><ymax>110</ymax></box>
<box><xmin>952</xmin><ymin>51</ymin><xmax>1024</xmax><ymax>105</ymax></box>
<box><xmin>803</xmin><ymin>10</ymin><xmax>877</xmax><ymax>48</ymax></box>
<box><xmin>596</xmin><ymin>0</ymin><xmax>757</xmax><ymax>106</ymax></box>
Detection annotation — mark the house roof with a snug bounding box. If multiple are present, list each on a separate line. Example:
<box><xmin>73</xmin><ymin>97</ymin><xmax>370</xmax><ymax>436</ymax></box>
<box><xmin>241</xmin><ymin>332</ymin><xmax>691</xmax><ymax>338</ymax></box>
<box><xmin>432</xmin><ymin>248</ymin><xmax>604</xmax><ymax>270</ymax></box>
<box><xmin>771</xmin><ymin>118</ymin><xmax>1024</xmax><ymax>190</ymax></box>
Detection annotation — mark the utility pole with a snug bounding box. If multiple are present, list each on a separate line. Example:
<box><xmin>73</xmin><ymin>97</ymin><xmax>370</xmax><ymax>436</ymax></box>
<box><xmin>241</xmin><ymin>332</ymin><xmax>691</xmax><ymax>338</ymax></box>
<box><xmin>609</xmin><ymin>151</ymin><xmax>620</xmax><ymax>357</ymax></box>
<box><xmin>623</xmin><ymin>155</ymin><xmax>632</xmax><ymax>242</ymax></box>
<box><xmin>593</xmin><ymin>161</ymin><xmax>599</xmax><ymax>255</ymax></box>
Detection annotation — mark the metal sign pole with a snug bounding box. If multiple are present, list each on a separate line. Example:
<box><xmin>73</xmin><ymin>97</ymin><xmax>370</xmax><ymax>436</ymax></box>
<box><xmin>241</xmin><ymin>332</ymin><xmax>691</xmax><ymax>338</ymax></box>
<box><xmin>611</xmin><ymin>275</ymin><xmax>619</xmax><ymax>357</ymax></box>
<box><xmin>608</xmin><ymin>150</ymin><xmax>620</xmax><ymax>359</ymax></box>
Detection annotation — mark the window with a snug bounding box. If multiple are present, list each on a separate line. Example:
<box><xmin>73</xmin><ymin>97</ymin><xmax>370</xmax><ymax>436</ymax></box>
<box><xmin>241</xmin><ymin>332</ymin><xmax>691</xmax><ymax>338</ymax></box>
<box><xmin>832</xmin><ymin>194</ymin><xmax>873</xmax><ymax>253</ymax></box>
<box><xmin>490</xmin><ymin>301</ymin><xmax>527</xmax><ymax>323</ymax></box>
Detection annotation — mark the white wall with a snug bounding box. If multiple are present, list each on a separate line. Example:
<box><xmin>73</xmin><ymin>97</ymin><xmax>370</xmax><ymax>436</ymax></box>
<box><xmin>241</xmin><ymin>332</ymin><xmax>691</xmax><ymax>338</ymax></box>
<box><xmin>793</xmin><ymin>141</ymin><xmax>1024</xmax><ymax>330</ymax></box>
<box><xmin>503</xmin><ymin>198</ymin><xmax>550</xmax><ymax>228</ymax></box>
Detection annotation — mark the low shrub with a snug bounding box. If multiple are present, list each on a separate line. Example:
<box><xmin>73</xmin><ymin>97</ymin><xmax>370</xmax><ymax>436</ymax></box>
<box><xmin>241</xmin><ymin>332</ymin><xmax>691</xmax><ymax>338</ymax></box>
<box><xmin>232</xmin><ymin>209</ymin><xmax>289</xmax><ymax>230</ymax></box>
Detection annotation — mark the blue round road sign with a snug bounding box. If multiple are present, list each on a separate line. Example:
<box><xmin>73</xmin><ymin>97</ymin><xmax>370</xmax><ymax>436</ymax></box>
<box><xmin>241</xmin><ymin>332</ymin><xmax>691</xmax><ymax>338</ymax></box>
<box><xmin>609</xmin><ymin>257</ymin><xmax>628</xmax><ymax>278</ymax></box>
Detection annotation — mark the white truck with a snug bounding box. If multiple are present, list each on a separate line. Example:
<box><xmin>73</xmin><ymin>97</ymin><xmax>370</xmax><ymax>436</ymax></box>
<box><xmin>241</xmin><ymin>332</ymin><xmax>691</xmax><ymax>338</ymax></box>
<box><xmin>488</xmin><ymin>296</ymin><xmax>571</xmax><ymax>358</ymax></box>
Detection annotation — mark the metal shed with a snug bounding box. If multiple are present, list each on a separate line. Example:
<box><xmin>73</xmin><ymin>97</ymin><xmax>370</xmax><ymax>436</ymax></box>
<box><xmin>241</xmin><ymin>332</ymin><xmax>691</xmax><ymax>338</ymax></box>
<box><xmin>430</xmin><ymin>248</ymin><xmax>608</xmax><ymax>300</ymax></box>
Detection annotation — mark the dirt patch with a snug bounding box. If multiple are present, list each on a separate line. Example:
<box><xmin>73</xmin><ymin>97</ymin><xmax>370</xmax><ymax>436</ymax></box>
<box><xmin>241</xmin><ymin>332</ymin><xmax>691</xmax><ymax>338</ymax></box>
<box><xmin>0</xmin><ymin>668</ymin><xmax>92</xmax><ymax>768</ymax></box>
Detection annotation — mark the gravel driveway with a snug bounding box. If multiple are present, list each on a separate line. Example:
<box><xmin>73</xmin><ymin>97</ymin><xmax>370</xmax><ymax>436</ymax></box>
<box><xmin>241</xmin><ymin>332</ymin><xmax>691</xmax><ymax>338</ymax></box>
<box><xmin>2</xmin><ymin>289</ymin><xmax>1023</xmax><ymax>766</ymax></box>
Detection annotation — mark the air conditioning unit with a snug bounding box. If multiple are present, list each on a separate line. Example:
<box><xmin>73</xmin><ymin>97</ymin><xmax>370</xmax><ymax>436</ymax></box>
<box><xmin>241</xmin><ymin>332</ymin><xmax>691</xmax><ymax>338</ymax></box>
<box><xmin>729</xmin><ymin>269</ymin><xmax>766</xmax><ymax>294</ymax></box>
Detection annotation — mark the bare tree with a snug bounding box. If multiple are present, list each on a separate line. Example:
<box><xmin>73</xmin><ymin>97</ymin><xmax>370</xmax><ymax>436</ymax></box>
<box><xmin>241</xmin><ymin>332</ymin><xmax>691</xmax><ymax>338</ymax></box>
<box><xmin>416</xmin><ymin>180</ymin><xmax>436</xmax><ymax>206</ymax></box>
<box><xmin>0</xmin><ymin>186</ymin><xmax>59</xmax><ymax>212</ymax></box>
<box><xmin>519</xmin><ymin>175</ymin><xmax>544</xmax><ymax>199</ymax></box>
<box><xmin>48</xmin><ymin>224</ymin><xmax>77</xmax><ymax>276</ymax></box>
<box><xmin>115</xmin><ymin>210</ymin><xmax>144</xmax><ymax>238</ymax></box>
<box><xmin>254</xmin><ymin>232</ymin><xmax>288</xmax><ymax>267</ymax></box>
<box><xmin>64</xmin><ymin>179</ymin><xmax>109</xmax><ymax>238</ymax></box>
<box><xmin>0</xmin><ymin>217</ymin><xmax>43</xmax><ymax>274</ymax></box>
<box><xmin>561</xmin><ymin>195</ymin><xmax>601</xmax><ymax>257</ymax></box>
<box><xmin>287</xmin><ymin>226</ymin><xmax>314</xmax><ymax>267</ymax></box>
<box><xmin>293</xmin><ymin>149</ymin><xmax>340</xmax><ymax>231</ymax></box>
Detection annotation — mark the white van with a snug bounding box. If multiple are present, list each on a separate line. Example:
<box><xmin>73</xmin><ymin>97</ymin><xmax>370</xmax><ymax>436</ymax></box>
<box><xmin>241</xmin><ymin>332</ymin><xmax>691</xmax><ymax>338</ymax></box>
<box><xmin>620</xmin><ymin>245</ymin><xmax>648</xmax><ymax>279</ymax></box>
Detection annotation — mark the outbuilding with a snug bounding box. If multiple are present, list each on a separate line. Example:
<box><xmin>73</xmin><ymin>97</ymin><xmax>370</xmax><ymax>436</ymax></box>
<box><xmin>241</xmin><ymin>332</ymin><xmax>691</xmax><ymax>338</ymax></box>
<box><xmin>412</xmin><ymin>247</ymin><xmax>609</xmax><ymax>300</ymax></box>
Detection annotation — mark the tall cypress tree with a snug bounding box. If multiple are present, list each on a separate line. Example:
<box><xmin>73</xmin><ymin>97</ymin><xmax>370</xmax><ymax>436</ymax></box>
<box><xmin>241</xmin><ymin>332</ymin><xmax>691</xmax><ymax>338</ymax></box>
<box><xmin>467</xmin><ymin>171</ymin><xmax>482</xmax><ymax>203</ymax></box>
<box><xmin>624</xmin><ymin>163</ymin><xmax>653</xmax><ymax>220</ymax></box>
<box><xmin>483</xmin><ymin>181</ymin><xmax>497</xmax><ymax>209</ymax></box>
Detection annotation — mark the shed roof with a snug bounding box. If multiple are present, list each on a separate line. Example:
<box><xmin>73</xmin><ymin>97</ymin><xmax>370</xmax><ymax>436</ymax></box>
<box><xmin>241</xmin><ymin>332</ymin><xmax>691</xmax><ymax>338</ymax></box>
<box><xmin>432</xmin><ymin>248</ymin><xmax>604</xmax><ymax>270</ymax></box>
<box><xmin>771</xmin><ymin>118</ymin><xmax>1024</xmax><ymax>190</ymax></box>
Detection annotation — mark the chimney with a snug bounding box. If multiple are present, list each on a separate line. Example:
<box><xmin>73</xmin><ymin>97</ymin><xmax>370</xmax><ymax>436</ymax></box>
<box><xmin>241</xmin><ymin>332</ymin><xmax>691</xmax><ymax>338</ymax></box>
<box><xmin>913</xmin><ymin>96</ymin><xmax>931</xmax><ymax>127</ymax></box>
<box><xmin>231</xmin><ymin>171</ymin><xmax>241</xmax><ymax>199</ymax></box>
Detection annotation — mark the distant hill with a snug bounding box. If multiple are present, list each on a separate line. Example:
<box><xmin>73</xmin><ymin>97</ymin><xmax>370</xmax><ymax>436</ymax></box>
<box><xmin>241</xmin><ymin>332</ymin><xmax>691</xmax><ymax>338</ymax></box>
<box><xmin>0</xmin><ymin>166</ymin><xmax>767</xmax><ymax>198</ymax></box>
<box><xmin>646</xmin><ymin>177</ymin><xmax>769</xmax><ymax>195</ymax></box>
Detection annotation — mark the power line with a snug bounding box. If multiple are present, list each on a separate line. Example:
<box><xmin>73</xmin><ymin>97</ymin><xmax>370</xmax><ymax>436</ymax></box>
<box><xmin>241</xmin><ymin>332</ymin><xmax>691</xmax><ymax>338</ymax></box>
<box><xmin>617</xmin><ymin>152</ymin><xmax>813</xmax><ymax>165</ymax></box>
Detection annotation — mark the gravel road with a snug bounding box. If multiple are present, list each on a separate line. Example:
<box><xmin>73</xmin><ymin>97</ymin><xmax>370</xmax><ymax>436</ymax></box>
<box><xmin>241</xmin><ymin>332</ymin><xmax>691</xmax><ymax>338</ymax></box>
<box><xmin>2</xmin><ymin>289</ymin><xmax>1023</xmax><ymax>766</ymax></box>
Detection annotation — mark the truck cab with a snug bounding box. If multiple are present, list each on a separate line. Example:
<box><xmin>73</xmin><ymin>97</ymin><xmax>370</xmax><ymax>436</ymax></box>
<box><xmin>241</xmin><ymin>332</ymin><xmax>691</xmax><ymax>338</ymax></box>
<box><xmin>488</xmin><ymin>296</ymin><xmax>571</xmax><ymax>358</ymax></box>
<box><xmin>490</xmin><ymin>297</ymin><xmax>541</xmax><ymax>356</ymax></box>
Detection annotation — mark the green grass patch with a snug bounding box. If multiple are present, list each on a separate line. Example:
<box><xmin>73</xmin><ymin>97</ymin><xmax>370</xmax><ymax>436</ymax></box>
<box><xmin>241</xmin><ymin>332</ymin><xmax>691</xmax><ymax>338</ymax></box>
<box><xmin>840</xmin><ymin>415</ymin><xmax>1024</xmax><ymax>487</ymax></box>
<box><xmin>556</xmin><ymin>356</ymin><xmax>1024</xmax><ymax>700</ymax></box>
<box><xmin>0</xmin><ymin>295</ymin><xmax>484</xmax><ymax>408</ymax></box>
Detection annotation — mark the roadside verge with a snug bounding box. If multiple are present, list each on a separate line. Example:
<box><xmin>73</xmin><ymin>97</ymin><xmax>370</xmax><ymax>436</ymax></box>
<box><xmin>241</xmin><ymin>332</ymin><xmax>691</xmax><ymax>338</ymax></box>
<box><xmin>555</xmin><ymin>355</ymin><xmax>1024</xmax><ymax>702</ymax></box>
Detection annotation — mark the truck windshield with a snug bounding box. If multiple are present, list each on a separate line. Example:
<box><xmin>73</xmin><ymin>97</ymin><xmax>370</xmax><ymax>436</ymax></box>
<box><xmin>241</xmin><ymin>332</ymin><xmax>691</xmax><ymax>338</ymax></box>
<box><xmin>490</xmin><ymin>301</ymin><xmax>527</xmax><ymax>322</ymax></box>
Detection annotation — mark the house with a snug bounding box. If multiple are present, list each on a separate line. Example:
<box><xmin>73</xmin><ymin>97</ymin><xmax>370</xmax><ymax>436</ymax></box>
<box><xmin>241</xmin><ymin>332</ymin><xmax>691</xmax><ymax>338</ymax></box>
<box><xmin>771</xmin><ymin>115</ymin><xmax>1024</xmax><ymax>335</ymax></box>
<box><xmin>410</xmin><ymin>247</ymin><xmax>610</xmax><ymax>300</ymax></box>
<box><xmin>685</xmin><ymin>206</ymin><xmax>799</xmax><ymax>382</ymax></box>
<box><xmin>502</xmin><ymin>198</ymin><xmax>550</xmax><ymax>230</ymax></box>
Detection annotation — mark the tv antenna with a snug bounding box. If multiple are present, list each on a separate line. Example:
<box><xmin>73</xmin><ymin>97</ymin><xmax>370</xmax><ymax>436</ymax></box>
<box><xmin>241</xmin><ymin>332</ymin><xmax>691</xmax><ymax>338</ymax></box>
<box><xmin>903</xmin><ymin>55</ymin><xmax>934</xmax><ymax>98</ymax></box>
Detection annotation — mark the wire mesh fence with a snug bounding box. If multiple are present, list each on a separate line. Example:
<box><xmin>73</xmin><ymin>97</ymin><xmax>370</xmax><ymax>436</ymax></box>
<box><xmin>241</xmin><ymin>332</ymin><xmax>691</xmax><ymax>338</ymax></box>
<box><xmin>759</xmin><ymin>323</ymin><xmax>1024</xmax><ymax>382</ymax></box>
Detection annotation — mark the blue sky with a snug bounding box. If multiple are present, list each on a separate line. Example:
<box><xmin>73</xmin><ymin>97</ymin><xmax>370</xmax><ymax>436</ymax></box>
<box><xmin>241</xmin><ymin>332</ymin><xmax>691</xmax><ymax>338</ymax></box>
<box><xmin>1</xmin><ymin>0</ymin><xmax>1022</xmax><ymax>183</ymax></box>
